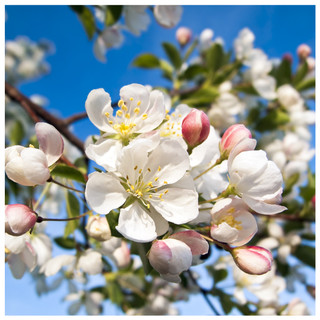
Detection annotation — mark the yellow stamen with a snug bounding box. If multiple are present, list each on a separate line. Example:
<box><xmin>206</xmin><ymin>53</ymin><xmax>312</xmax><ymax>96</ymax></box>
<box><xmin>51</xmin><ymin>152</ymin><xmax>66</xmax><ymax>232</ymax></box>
<box><xmin>116</xmin><ymin>110</ymin><xmax>123</xmax><ymax>117</ymax></box>
<box><xmin>134</xmin><ymin>165</ymin><xmax>138</xmax><ymax>170</ymax></box>
<box><xmin>137</xmin><ymin>101</ymin><xmax>141</xmax><ymax>106</ymax></box>
<box><xmin>105</xmin><ymin>112</ymin><xmax>110</xmax><ymax>117</ymax></box>
<box><xmin>118</xmin><ymin>99</ymin><xmax>124</xmax><ymax>107</ymax></box>
<box><xmin>154</xmin><ymin>177</ymin><xmax>159</xmax><ymax>182</ymax></box>
<box><xmin>142</xmin><ymin>113</ymin><xmax>148</xmax><ymax>120</ymax></box>
<box><xmin>125</xmin><ymin>113</ymin><xmax>130</xmax><ymax>119</ymax></box>
<box><xmin>29</xmin><ymin>144</ymin><xmax>35</xmax><ymax>148</ymax></box>
<box><xmin>130</xmin><ymin>97</ymin><xmax>134</xmax><ymax>101</ymax></box>
<box><xmin>134</xmin><ymin>107</ymin><xmax>140</xmax><ymax>114</ymax></box>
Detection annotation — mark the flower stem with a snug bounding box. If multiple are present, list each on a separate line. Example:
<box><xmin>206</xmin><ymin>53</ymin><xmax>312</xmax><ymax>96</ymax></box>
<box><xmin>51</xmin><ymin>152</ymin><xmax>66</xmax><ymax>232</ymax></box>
<box><xmin>48</xmin><ymin>176</ymin><xmax>84</xmax><ymax>194</ymax></box>
<box><xmin>36</xmin><ymin>210</ymin><xmax>91</xmax><ymax>223</ymax></box>
<box><xmin>193</xmin><ymin>156</ymin><xmax>224</xmax><ymax>181</ymax></box>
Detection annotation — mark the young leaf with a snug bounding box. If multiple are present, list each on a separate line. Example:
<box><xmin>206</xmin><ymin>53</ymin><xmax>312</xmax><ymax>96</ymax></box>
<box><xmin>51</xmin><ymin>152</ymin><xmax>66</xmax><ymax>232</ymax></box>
<box><xmin>178</xmin><ymin>64</ymin><xmax>207</xmax><ymax>81</ymax></box>
<box><xmin>181</xmin><ymin>86</ymin><xmax>219</xmax><ymax>106</ymax></box>
<box><xmin>273</xmin><ymin>59</ymin><xmax>292</xmax><ymax>86</ymax></box>
<box><xmin>64</xmin><ymin>191</ymin><xmax>81</xmax><ymax>238</ymax></box>
<box><xmin>9</xmin><ymin>120</ymin><xmax>24</xmax><ymax>145</ymax></box>
<box><xmin>294</xmin><ymin>244</ymin><xmax>315</xmax><ymax>268</ymax></box>
<box><xmin>132</xmin><ymin>53</ymin><xmax>160</xmax><ymax>68</ymax></box>
<box><xmin>295</xmin><ymin>77</ymin><xmax>315</xmax><ymax>92</ymax></box>
<box><xmin>54</xmin><ymin>236</ymin><xmax>76</xmax><ymax>249</ymax></box>
<box><xmin>51</xmin><ymin>164</ymin><xmax>86</xmax><ymax>183</ymax></box>
<box><xmin>162</xmin><ymin>42</ymin><xmax>182</xmax><ymax>70</ymax></box>
<box><xmin>105</xmin><ymin>5</ymin><xmax>122</xmax><ymax>26</ymax></box>
<box><xmin>205</xmin><ymin>43</ymin><xmax>224</xmax><ymax>73</ymax></box>
<box><xmin>70</xmin><ymin>6</ymin><xmax>96</xmax><ymax>40</ymax></box>
<box><xmin>293</xmin><ymin>61</ymin><xmax>308</xmax><ymax>86</ymax></box>
<box><xmin>130</xmin><ymin>242</ymin><xmax>153</xmax><ymax>275</ymax></box>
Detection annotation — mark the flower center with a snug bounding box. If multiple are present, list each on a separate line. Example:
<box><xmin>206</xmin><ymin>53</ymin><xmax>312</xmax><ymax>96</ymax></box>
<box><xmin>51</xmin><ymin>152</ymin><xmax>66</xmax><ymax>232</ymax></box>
<box><xmin>159</xmin><ymin>112</ymin><xmax>183</xmax><ymax>138</ymax></box>
<box><xmin>105</xmin><ymin>97</ymin><xmax>148</xmax><ymax>142</ymax></box>
<box><xmin>122</xmin><ymin>165</ymin><xmax>169</xmax><ymax>209</ymax></box>
<box><xmin>218</xmin><ymin>208</ymin><xmax>242</xmax><ymax>230</ymax></box>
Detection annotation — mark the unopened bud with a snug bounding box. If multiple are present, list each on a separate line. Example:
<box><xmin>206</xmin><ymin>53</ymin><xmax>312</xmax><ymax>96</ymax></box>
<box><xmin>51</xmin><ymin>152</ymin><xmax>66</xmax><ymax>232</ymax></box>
<box><xmin>5</xmin><ymin>204</ymin><xmax>37</xmax><ymax>236</ymax></box>
<box><xmin>220</xmin><ymin>124</ymin><xmax>252</xmax><ymax>158</ymax></box>
<box><xmin>297</xmin><ymin>44</ymin><xmax>311</xmax><ymax>60</ymax></box>
<box><xmin>182</xmin><ymin>109</ymin><xmax>210</xmax><ymax>149</ymax></box>
<box><xmin>176</xmin><ymin>27</ymin><xmax>192</xmax><ymax>46</ymax></box>
<box><xmin>86</xmin><ymin>215</ymin><xmax>111</xmax><ymax>241</ymax></box>
<box><xmin>231</xmin><ymin>245</ymin><xmax>273</xmax><ymax>275</ymax></box>
<box><xmin>282</xmin><ymin>53</ymin><xmax>293</xmax><ymax>64</ymax></box>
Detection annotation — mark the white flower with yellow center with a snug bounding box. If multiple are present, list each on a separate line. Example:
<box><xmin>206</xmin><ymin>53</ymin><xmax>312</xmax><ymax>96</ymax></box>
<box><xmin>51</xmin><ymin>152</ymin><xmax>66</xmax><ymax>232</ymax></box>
<box><xmin>85</xmin><ymin>84</ymin><xmax>165</xmax><ymax>171</ymax></box>
<box><xmin>85</xmin><ymin>138</ymin><xmax>199</xmax><ymax>242</ymax></box>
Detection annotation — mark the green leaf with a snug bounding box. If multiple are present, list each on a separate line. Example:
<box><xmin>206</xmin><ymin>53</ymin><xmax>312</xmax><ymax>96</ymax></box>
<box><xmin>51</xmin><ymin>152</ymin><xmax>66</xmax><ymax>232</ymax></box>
<box><xmin>106</xmin><ymin>211</ymin><xmax>123</xmax><ymax>237</ymax></box>
<box><xmin>105</xmin><ymin>5</ymin><xmax>122</xmax><ymax>26</ymax></box>
<box><xmin>105</xmin><ymin>279</ymin><xmax>124</xmax><ymax>304</ymax></box>
<box><xmin>54</xmin><ymin>236</ymin><xmax>76</xmax><ymax>249</ymax></box>
<box><xmin>70</xmin><ymin>6</ymin><xmax>96</xmax><ymax>40</ymax></box>
<box><xmin>283</xmin><ymin>172</ymin><xmax>300</xmax><ymax>197</ymax></box>
<box><xmin>181</xmin><ymin>86</ymin><xmax>219</xmax><ymax>106</ymax></box>
<box><xmin>274</xmin><ymin>59</ymin><xmax>292</xmax><ymax>86</ymax></box>
<box><xmin>178</xmin><ymin>64</ymin><xmax>207</xmax><ymax>81</ymax></box>
<box><xmin>293</xmin><ymin>61</ymin><xmax>308</xmax><ymax>86</ymax></box>
<box><xmin>51</xmin><ymin>164</ymin><xmax>86</xmax><ymax>183</ymax></box>
<box><xmin>294</xmin><ymin>245</ymin><xmax>315</xmax><ymax>268</ymax></box>
<box><xmin>234</xmin><ymin>83</ymin><xmax>259</xmax><ymax>95</ymax></box>
<box><xmin>159</xmin><ymin>59</ymin><xmax>174</xmax><ymax>81</ymax></box>
<box><xmin>9</xmin><ymin>120</ymin><xmax>24</xmax><ymax>145</ymax></box>
<box><xmin>205</xmin><ymin>43</ymin><xmax>224</xmax><ymax>72</ymax></box>
<box><xmin>295</xmin><ymin>77</ymin><xmax>315</xmax><ymax>91</ymax></box>
<box><xmin>183</xmin><ymin>38</ymin><xmax>198</xmax><ymax>62</ymax></box>
<box><xmin>162</xmin><ymin>42</ymin><xmax>182</xmax><ymax>70</ymax></box>
<box><xmin>255</xmin><ymin>109</ymin><xmax>290</xmax><ymax>132</ymax></box>
<box><xmin>64</xmin><ymin>191</ymin><xmax>80</xmax><ymax>238</ymax></box>
<box><xmin>132</xmin><ymin>53</ymin><xmax>160</xmax><ymax>69</ymax></box>
<box><xmin>130</xmin><ymin>242</ymin><xmax>153</xmax><ymax>275</ymax></box>
<box><xmin>300</xmin><ymin>170</ymin><xmax>315</xmax><ymax>202</ymax></box>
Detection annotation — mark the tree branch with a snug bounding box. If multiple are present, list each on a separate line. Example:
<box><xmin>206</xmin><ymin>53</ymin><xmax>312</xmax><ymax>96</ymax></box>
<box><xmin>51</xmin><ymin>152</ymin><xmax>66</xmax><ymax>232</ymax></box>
<box><xmin>5</xmin><ymin>81</ymin><xmax>85</xmax><ymax>153</ymax></box>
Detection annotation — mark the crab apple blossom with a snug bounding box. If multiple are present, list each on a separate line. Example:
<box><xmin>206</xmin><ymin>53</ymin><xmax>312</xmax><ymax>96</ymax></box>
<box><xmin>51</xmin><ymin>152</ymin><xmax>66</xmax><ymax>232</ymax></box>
<box><xmin>182</xmin><ymin>109</ymin><xmax>210</xmax><ymax>149</ymax></box>
<box><xmin>176</xmin><ymin>27</ymin><xmax>192</xmax><ymax>46</ymax></box>
<box><xmin>85</xmin><ymin>138</ymin><xmax>199</xmax><ymax>242</ymax></box>
<box><xmin>219</xmin><ymin>124</ymin><xmax>252</xmax><ymax>159</ymax></box>
<box><xmin>228</xmin><ymin>148</ymin><xmax>287</xmax><ymax>215</ymax></box>
<box><xmin>5</xmin><ymin>122</ymin><xmax>64</xmax><ymax>186</ymax></box>
<box><xmin>5</xmin><ymin>204</ymin><xmax>37</xmax><ymax>236</ymax></box>
<box><xmin>85</xmin><ymin>83</ymin><xmax>166</xmax><ymax>170</ymax></box>
<box><xmin>86</xmin><ymin>215</ymin><xmax>112</xmax><ymax>242</ymax></box>
<box><xmin>210</xmin><ymin>197</ymin><xmax>257</xmax><ymax>247</ymax></box>
<box><xmin>231</xmin><ymin>246</ymin><xmax>273</xmax><ymax>275</ymax></box>
<box><xmin>148</xmin><ymin>230</ymin><xmax>208</xmax><ymax>282</ymax></box>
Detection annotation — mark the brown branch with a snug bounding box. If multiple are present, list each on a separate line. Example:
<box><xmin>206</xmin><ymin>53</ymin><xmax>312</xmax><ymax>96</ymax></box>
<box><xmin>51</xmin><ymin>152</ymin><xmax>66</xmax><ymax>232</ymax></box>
<box><xmin>63</xmin><ymin>112</ymin><xmax>88</xmax><ymax>126</ymax></box>
<box><xmin>5</xmin><ymin>81</ymin><xmax>85</xmax><ymax>153</ymax></box>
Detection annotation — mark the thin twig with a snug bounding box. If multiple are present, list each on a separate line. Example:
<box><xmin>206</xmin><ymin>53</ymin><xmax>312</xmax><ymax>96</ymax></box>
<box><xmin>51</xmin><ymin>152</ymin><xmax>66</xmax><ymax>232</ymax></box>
<box><xmin>48</xmin><ymin>176</ymin><xmax>84</xmax><ymax>193</ymax></box>
<box><xmin>186</xmin><ymin>270</ymin><xmax>221</xmax><ymax>315</ymax></box>
<box><xmin>37</xmin><ymin>211</ymin><xmax>90</xmax><ymax>222</ymax></box>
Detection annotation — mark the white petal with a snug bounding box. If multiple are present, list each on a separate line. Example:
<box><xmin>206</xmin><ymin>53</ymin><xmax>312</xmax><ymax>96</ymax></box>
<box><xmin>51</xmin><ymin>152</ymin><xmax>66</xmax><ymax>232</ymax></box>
<box><xmin>144</xmin><ymin>139</ymin><xmax>190</xmax><ymax>185</ymax></box>
<box><xmin>116</xmin><ymin>202</ymin><xmax>157</xmax><ymax>242</ymax></box>
<box><xmin>85</xmin><ymin>88</ymin><xmax>114</xmax><ymax>132</ymax></box>
<box><xmin>78</xmin><ymin>250</ymin><xmax>103</xmax><ymax>275</ymax></box>
<box><xmin>40</xmin><ymin>255</ymin><xmax>75</xmax><ymax>277</ymax></box>
<box><xmin>253</xmin><ymin>75</ymin><xmax>277</xmax><ymax>100</ymax></box>
<box><xmin>85</xmin><ymin>137</ymin><xmax>122</xmax><ymax>172</ymax></box>
<box><xmin>8</xmin><ymin>254</ymin><xmax>26</xmax><ymax>279</ymax></box>
<box><xmin>148</xmin><ymin>206</ymin><xmax>169</xmax><ymax>237</ymax></box>
<box><xmin>85</xmin><ymin>172</ymin><xmax>127</xmax><ymax>215</ymax></box>
<box><xmin>93</xmin><ymin>36</ymin><xmax>107</xmax><ymax>63</ymax></box>
<box><xmin>31</xmin><ymin>234</ymin><xmax>52</xmax><ymax>267</ymax></box>
<box><xmin>21</xmin><ymin>241</ymin><xmax>37</xmax><ymax>272</ymax></box>
<box><xmin>120</xmin><ymin>83</ymin><xmax>149</xmax><ymax>114</ymax></box>
<box><xmin>68</xmin><ymin>301</ymin><xmax>82</xmax><ymax>315</ymax></box>
<box><xmin>35</xmin><ymin>122</ymin><xmax>64</xmax><ymax>166</ymax></box>
<box><xmin>242</xmin><ymin>195</ymin><xmax>287</xmax><ymax>215</ymax></box>
<box><xmin>150</xmin><ymin>187</ymin><xmax>199</xmax><ymax>224</ymax></box>
<box><xmin>5</xmin><ymin>147</ymin><xmax>50</xmax><ymax>186</ymax></box>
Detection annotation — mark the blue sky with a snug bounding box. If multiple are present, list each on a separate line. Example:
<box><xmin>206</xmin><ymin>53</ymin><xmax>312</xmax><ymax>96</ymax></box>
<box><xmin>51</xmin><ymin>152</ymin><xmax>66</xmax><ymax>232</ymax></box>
<box><xmin>4</xmin><ymin>4</ymin><xmax>316</xmax><ymax>316</ymax></box>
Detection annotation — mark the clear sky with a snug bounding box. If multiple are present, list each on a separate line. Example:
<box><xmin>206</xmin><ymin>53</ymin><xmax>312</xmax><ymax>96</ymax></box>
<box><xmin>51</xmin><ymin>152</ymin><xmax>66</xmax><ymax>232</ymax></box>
<box><xmin>4</xmin><ymin>3</ymin><xmax>316</xmax><ymax>316</ymax></box>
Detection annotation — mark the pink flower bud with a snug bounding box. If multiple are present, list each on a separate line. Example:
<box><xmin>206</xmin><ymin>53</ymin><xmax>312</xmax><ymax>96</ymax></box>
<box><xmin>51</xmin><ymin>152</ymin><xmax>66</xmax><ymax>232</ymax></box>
<box><xmin>176</xmin><ymin>27</ymin><xmax>192</xmax><ymax>46</ymax></box>
<box><xmin>182</xmin><ymin>109</ymin><xmax>210</xmax><ymax>148</ymax></box>
<box><xmin>297</xmin><ymin>44</ymin><xmax>311</xmax><ymax>60</ymax></box>
<box><xmin>231</xmin><ymin>245</ymin><xmax>273</xmax><ymax>275</ymax></box>
<box><xmin>282</xmin><ymin>53</ymin><xmax>293</xmax><ymax>64</ymax></box>
<box><xmin>5</xmin><ymin>204</ymin><xmax>37</xmax><ymax>236</ymax></box>
<box><xmin>220</xmin><ymin>124</ymin><xmax>252</xmax><ymax>157</ymax></box>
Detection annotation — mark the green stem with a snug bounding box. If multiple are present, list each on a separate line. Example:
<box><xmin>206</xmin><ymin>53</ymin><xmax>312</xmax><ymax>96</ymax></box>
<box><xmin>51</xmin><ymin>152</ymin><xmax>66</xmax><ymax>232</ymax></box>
<box><xmin>48</xmin><ymin>176</ymin><xmax>84</xmax><ymax>194</ymax></box>
<box><xmin>194</xmin><ymin>156</ymin><xmax>224</xmax><ymax>181</ymax></box>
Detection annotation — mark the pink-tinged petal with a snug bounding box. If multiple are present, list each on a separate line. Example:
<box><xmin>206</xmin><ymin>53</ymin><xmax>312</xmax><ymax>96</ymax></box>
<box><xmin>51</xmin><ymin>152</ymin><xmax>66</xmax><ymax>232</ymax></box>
<box><xmin>5</xmin><ymin>204</ymin><xmax>37</xmax><ymax>236</ymax></box>
<box><xmin>149</xmin><ymin>240</ymin><xmax>172</xmax><ymax>274</ymax></box>
<box><xmin>5</xmin><ymin>147</ymin><xmax>50</xmax><ymax>186</ymax></box>
<box><xmin>35</xmin><ymin>122</ymin><xmax>64</xmax><ymax>166</ymax></box>
<box><xmin>232</xmin><ymin>246</ymin><xmax>273</xmax><ymax>275</ymax></box>
<box><xmin>228</xmin><ymin>138</ymin><xmax>257</xmax><ymax>170</ymax></box>
<box><xmin>169</xmin><ymin>230</ymin><xmax>209</xmax><ymax>256</ymax></box>
<box><xmin>85</xmin><ymin>172</ymin><xmax>127</xmax><ymax>215</ymax></box>
<box><xmin>116</xmin><ymin>202</ymin><xmax>157</xmax><ymax>242</ymax></box>
<box><xmin>113</xmin><ymin>241</ymin><xmax>131</xmax><ymax>268</ymax></box>
<box><xmin>85</xmin><ymin>88</ymin><xmax>114</xmax><ymax>132</ymax></box>
<box><xmin>21</xmin><ymin>241</ymin><xmax>37</xmax><ymax>272</ymax></box>
<box><xmin>220</xmin><ymin>124</ymin><xmax>252</xmax><ymax>157</ymax></box>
